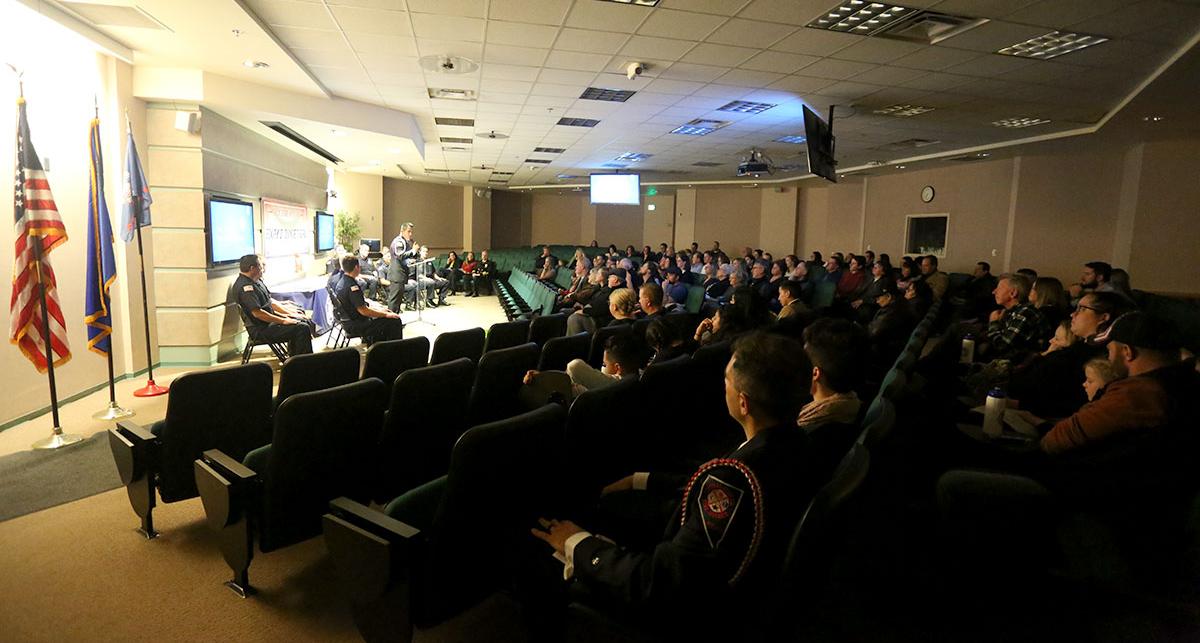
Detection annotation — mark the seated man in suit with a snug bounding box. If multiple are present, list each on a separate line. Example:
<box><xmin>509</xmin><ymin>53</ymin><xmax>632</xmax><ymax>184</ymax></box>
<box><xmin>233</xmin><ymin>254</ymin><xmax>314</xmax><ymax>356</ymax></box>
<box><xmin>469</xmin><ymin>250</ymin><xmax>496</xmax><ymax>297</ymax></box>
<box><xmin>525</xmin><ymin>332</ymin><xmax>822</xmax><ymax>641</ymax></box>
<box><xmin>333</xmin><ymin>256</ymin><xmax>404</xmax><ymax>345</ymax></box>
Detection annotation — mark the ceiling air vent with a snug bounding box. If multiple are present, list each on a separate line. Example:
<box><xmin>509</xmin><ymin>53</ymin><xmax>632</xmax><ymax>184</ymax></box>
<box><xmin>691</xmin><ymin>161</ymin><xmax>724</xmax><ymax>167</ymax></box>
<box><xmin>876</xmin><ymin>11</ymin><xmax>989</xmax><ymax>45</ymax></box>
<box><xmin>947</xmin><ymin>153</ymin><xmax>992</xmax><ymax>162</ymax></box>
<box><xmin>259</xmin><ymin>121</ymin><xmax>342</xmax><ymax>164</ymax></box>
<box><xmin>61</xmin><ymin>2</ymin><xmax>169</xmax><ymax>29</ymax></box>
<box><xmin>435</xmin><ymin>117</ymin><xmax>475</xmax><ymax>127</ymax></box>
<box><xmin>440</xmin><ymin>137</ymin><xmax>473</xmax><ymax>144</ymax></box>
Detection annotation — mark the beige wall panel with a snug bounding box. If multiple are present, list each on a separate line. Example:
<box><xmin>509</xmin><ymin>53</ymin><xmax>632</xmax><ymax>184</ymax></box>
<box><xmin>152</xmin><ymin>228</ymin><xmax>207</xmax><ymax>268</ymax></box>
<box><xmin>471</xmin><ymin>191</ymin><xmax>492</xmax><ymax>251</ymax></box>
<box><xmin>1128</xmin><ymin>138</ymin><xmax>1200</xmax><ymax>294</ymax></box>
<box><xmin>382</xmin><ymin>178</ymin><xmax>464</xmax><ymax>250</ymax></box>
<box><xmin>202</xmin><ymin>155</ymin><xmax>326</xmax><ymax>209</ymax></box>
<box><xmin>642</xmin><ymin>194</ymin><xmax>675</xmax><ymax>248</ymax></box>
<box><xmin>580</xmin><ymin>202</ymin><xmax>597</xmax><ymax>246</ymax></box>
<box><xmin>796</xmin><ymin>186</ymin><xmax>829</xmax><ymax>257</ymax></box>
<box><xmin>595</xmin><ymin>203</ymin><xmax>643</xmax><ymax>248</ymax></box>
<box><xmin>760</xmin><ymin>187</ymin><xmax>798</xmax><ymax>257</ymax></box>
<box><xmin>531</xmin><ymin>193</ymin><xmax>583</xmax><ymax>245</ymax></box>
<box><xmin>695</xmin><ymin>188</ymin><xmax>762</xmax><ymax>253</ymax></box>
<box><xmin>490</xmin><ymin>190</ymin><xmax>528</xmax><ymax>248</ymax></box>
<box><xmin>674</xmin><ymin>189</ymin><xmax>697</xmax><ymax>251</ymax></box>
<box><xmin>153</xmin><ymin>270</ymin><xmax>209</xmax><ymax>308</ymax></box>
<box><xmin>200</xmin><ymin>109</ymin><xmax>327</xmax><ymax>190</ymax></box>
<box><xmin>149</xmin><ymin>188</ymin><xmax>205</xmax><ymax>229</ymax></box>
<box><xmin>156</xmin><ymin>308</ymin><xmax>219</xmax><ymax>346</ymax></box>
<box><xmin>821</xmin><ymin>180</ymin><xmax>865</xmax><ymax>257</ymax></box>
<box><xmin>148</xmin><ymin>147</ymin><xmax>203</xmax><ymax>188</ymax></box>
<box><xmin>334</xmin><ymin>171</ymin><xmax>385</xmax><ymax>241</ymax></box>
<box><xmin>145</xmin><ymin>107</ymin><xmax>202</xmax><ymax>148</ymax></box>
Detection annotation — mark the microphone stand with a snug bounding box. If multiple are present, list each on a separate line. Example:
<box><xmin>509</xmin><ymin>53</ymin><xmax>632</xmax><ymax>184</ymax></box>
<box><xmin>405</xmin><ymin>258</ymin><xmax>438</xmax><ymax>329</ymax></box>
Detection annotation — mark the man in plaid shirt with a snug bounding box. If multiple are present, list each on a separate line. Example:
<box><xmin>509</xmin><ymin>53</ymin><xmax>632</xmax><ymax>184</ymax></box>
<box><xmin>985</xmin><ymin>274</ymin><xmax>1046</xmax><ymax>359</ymax></box>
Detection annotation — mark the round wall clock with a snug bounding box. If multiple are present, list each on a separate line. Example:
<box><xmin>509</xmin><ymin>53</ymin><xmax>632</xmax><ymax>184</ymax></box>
<box><xmin>921</xmin><ymin>185</ymin><xmax>935</xmax><ymax>203</ymax></box>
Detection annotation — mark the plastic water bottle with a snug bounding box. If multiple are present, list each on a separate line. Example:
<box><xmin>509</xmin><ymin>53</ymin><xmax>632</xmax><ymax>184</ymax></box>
<box><xmin>960</xmin><ymin>333</ymin><xmax>976</xmax><ymax>364</ymax></box>
<box><xmin>983</xmin><ymin>388</ymin><xmax>1006</xmax><ymax>438</ymax></box>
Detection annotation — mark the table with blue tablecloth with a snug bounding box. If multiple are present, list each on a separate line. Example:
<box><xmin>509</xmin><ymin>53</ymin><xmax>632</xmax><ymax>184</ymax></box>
<box><xmin>270</xmin><ymin>276</ymin><xmax>333</xmax><ymax>335</ymax></box>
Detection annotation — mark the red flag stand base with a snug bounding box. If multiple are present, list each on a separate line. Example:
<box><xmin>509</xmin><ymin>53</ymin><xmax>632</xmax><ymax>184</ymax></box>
<box><xmin>133</xmin><ymin>379</ymin><xmax>169</xmax><ymax>397</ymax></box>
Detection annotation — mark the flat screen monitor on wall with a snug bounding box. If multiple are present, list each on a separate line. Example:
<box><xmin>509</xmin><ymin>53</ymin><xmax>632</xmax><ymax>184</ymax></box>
<box><xmin>206</xmin><ymin>195</ymin><xmax>256</xmax><ymax>267</ymax></box>
<box><xmin>315</xmin><ymin>211</ymin><xmax>335</xmax><ymax>252</ymax></box>
<box><xmin>590</xmin><ymin>173</ymin><xmax>640</xmax><ymax>205</ymax></box>
<box><xmin>360</xmin><ymin>238</ymin><xmax>381</xmax><ymax>252</ymax></box>
<box><xmin>803</xmin><ymin>105</ymin><xmax>837</xmax><ymax>183</ymax></box>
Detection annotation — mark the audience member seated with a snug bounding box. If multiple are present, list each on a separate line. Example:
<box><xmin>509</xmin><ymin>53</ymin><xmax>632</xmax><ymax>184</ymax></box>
<box><xmin>920</xmin><ymin>255</ymin><xmax>950</xmax><ymax>300</ymax></box>
<box><xmin>962</xmin><ymin>261</ymin><xmax>998</xmax><ymax>320</ymax></box>
<box><xmin>637</xmin><ymin>283</ymin><xmax>665</xmax><ymax>319</ymax></box>
<box><xmin>570</xmin><ymin>248</ymin><xmax>591</xmax><ymax>271</ymax></box>
<box><xmin>983</xmin><ymin>274</ymin><xmax>1045</xmax><ymax>360</ymax></box>
<box><xmin>895</xmin><ymin>258</ymin><xmax>917</xmax><ymax>291</ymax></box>
<box><xmin>662</xmin><ymin>267</ymin><xmax>688</xmax><ymax>307</ymax></box>
<box><xmin>1007</xmin><ymin>292</ymin><xmax>1130</xmax><ymax>419</ymax></box>
<box><xmin>605</xmin><ymin>288</ymin><xmax>637</xmax><ymax>327</ymax></box>
<box><xmin>851</xmin><ymin>259</ymin><xmax>891</xmax><ymax>322</ymax></box>
<box><xmin>234</xmin><ymin>254</ymin><xmax>314</xmax><ymax>357</ymax></box>
<box><xmin>644</xmin><ymin>317</ymin><xmax>692</xmax><ymax>366</ymax></box>
<box><xmin>566</xmin><ymin>271</ymin><xmax>619</xmax><ymax>335</ymax></box>
<box><xmin>1068</xmin><ymin>260</ymin><xmax>1113</xmax><ymax>304</ymax></box>
<box><xmin>1029</xmin><ymin>276</ymin><xmax>1069</xmax><ymax>341</ymax></box>
<box><xmin>525</xmin><ymin>332</ymin><xmax>823</xmax><ymax>642</ymax></box>
<box><xmin>1082</xmin><ymin>356</ymin><xmax>1117</xmax><ymax>402</ymax></box>
<box><xmin>822</xmin><ymin>256</ymin><xmax>843</xmax><ymax>285</ymax></box>
<box><xmin>904</xmin><ymin>279</ymin><xmax>933</xmax><ymax>319</ymax></box>
<box><xmin>521</xmin><ymin>334</ymin><xmax>643</xmax><ymax>405</ymax></box>
<box><xmin>868</xmin><ymin>282</ymin><xmax>917</xmax><ymax>366</ymax></box>
<box><xmin>333</xmin><ymin>256</ymin><xmax>405</xmax><ymax>345</ymax></box>
<box><xmin>799</xmin><ymin>320</ymin><xmax>868</xmax><ymax>469</ymax></box>
<box><xmin>533</xmin><ymin>245</ymin><xmax>557</xmax><ymax>275</ymax></box>
<box><xmin>776</xmin><ymin>281</ymin><xmax>813</xmax><ymax>325</ymax></box>
<box><xmin>1108</xmin><ymin>267</ymin><xmax>1135</xmax><ymax>302</ymax></box>
<box><xmin>440</xmin><ymin>251</ymin><xmax>461</xmax><ymax>295</ymax></box>
<box><xmin>694</xmin><ymin>303</ymin><xmax>750</xmax><ymax>346</ymax></box>
<box><xmin>459</xmin><ymin>251</ymin><xmax>478</xmax><ymax>295</ymax></box>
<box><xmin>469</xmin><ymin>250</ymin><xmax>495</xmax><ymax>297</ymax></box>
<box><xmin>835</xmin><ymin>255</ymin><xmax>868</xmax><ymax>301</ymax></box>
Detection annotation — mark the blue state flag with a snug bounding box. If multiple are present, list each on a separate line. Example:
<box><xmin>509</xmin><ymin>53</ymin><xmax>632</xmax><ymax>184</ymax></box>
<box><xmin>85</xmin><ymin>118</ymin><xmax>118</xmax><ymax>355</ymax></box>
<box><xmin>119</xmin><ymin>123</ymin><xmax>152</xmax><ymax>243</ymax></box>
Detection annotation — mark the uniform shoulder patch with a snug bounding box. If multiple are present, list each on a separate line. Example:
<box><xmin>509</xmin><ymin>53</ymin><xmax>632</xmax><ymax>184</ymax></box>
<box><xmin>697</xmin><ymin>474</ymin><xmax>743</xmax><ymax>550</ymax></box>
<box><xmin>242</xmin><ymin>285</ymin><xmax>254</xmax><ymax>292</ymax></box>
<box><xmin>350</xmin><ymin>285</ymin><xmax>359</xmax><ymax>291</ymax></box>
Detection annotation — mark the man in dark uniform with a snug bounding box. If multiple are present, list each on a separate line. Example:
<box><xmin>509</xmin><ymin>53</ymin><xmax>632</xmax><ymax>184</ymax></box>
<box><xmin>232</xmin><ymin>254</ymin><xmax>313</xmax><ymax>357</ymax></box>
<box><xmin>334</xmin><ymin>255</ymin><xmax>405</xmax><ymax>345</ymax></box>
<box><xmin>469</xmin><ymin>249</ymin><xmax>496</xmax><ymax>297</ymax></box>
<box><xmin>387</xmin><ymin>222</ymin><xmax>424</xmax><ymax>312</ymax></box>
<box><xmin>529</xmin><ymin>332</ymin><xmax>821</xmax><ymax>641</ymax></box>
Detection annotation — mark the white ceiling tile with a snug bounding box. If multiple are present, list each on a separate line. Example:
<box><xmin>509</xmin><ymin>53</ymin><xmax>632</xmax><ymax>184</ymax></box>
<box><xmin>532</xmin><ymin>82</ymin><xmax>587</xmax><ymax>98</ymax></box>
<box><xmin>637</xmin><ymin>9</ymin><xmax>727</xmax><ymax>40</ymax></box>
<box><xmin>936</xmin><ymin>21</ymin><xmax>1051</xmax><ymax>53</ymax></box>
<box><xmin>371</xmin><ymin>72</ymin><xmax>426</xmax><ymax>87</ymax></box>
<box><xmin>798</xmin><ymin>58</ymin><xmax>877</xmax><ymax>80</ymax></box>
<box><xmin>553</xmin><ymin>28</ymin><xmax>632</xmax><ymax>54</ymax></box>
<box><xmin>481</xmin><ymin>78</ymin><xmax>534</xmax><ymax>93</ymax></box>
<box><xmin>357</xmin><ymin>53</ymin><xmax>422</xmax><ymax>73</ymax></box>
<box><xmin>769</xmin><ymin>27</ymin><xmax>860</xmax><ymax>56</ymax></box>
<box><xmin>476</xmin><ymin>102</ymin><xmax>525</xmax><ymax>114</ymax></box>
<box><xmin>524</xmin><ymin>95</ymin><xmax>573</xmax><ymax>107</ymax></box>
<box><xmin>478</xmin><ymin>92</ymin><xmax>528</xmax><ymax>105</ymax></box>
<box><xmin>326</xmin><ymin>0</ymin><xmax>406</xmax><ymax>9</ymax></box>
<box><xmin>328</xmin><ymin>6</ymin><xmax>411</xmax><ymax>35</ymax></box>
<box><xmin>272</xmin><ymin>26</ymin><xmax>343</xmax><ymax>51</ymax></box>
<box><xmin>593</xmin><ymin>72</ymin><xmax>654</xmax><ymax>91</ymax></box>
<box><xmin>715</xmin><ymin>68</ymin><xmax>786</xmax><ymax>87</ymax></box>
<box><xmin>691</xmin><ymin>84</ymin><xmax>754</xmax><ymax>98</ymax></box>
<box><xmin>406</xmin><ymin>0</ymin><xmax>485</xmax><ymax>18</ymax></box>
<box><xmin>706</xmin><ymin>18</ymin><xmax>796</xmax><ymax>46</ymax></box>
<box><xmin>766</xmin><ymin>74</ymin><xmax>835</xmax><ymax>93</ymax></box>
<box><xmin>898</xmin><ymin>72</ymin><xmax>974</xmax><ymax>91</ymax></box>
<box><xmin>679</xmin><ymin>42</ymin><xmax>760</xmax><ymax>66</ymax></box>
<box><xmin>291</xmin><ymin>47</ymin><xmax>362</xmax><ymax>68</ymax></box>
<box><xmin>852</xmin><ymin>65</ymin><xmax>928</xmax><ymax>85</ymax></box>
<box><xmin>738</xmin><ymin>0</ymin><xmax>828</xmax><ymax>25</ymax></box>
<box><xmin>832</xmin><ymin>38</ymin><xmax>925</xmax><ymax>64</ymax></box>
<box><xmin>926</xmin><ymin>0</ymin><xmax>1034</xmax><ymax>20</ymax></box>
<box><xmin>740</xmin><ymin>50</ymin><xmax>820</xmax><ymax>74</ymax></box>
<box><xmin>565</xmin><ymin>1</ymin><xmax>653</xmax><ymax>32</ymax></box>
<box><xmin>625</xmin><ymin>91</ymin><xmax>685</xmax><ymax>106</ymax></box>
<box><xmin>488</xmin><ymin>0</ymin><xmax>573</xmax><ymax>25</ymax></box>
<box><xmin>249</xmin><ymin>0</ymin><xmax>336</xmax><ymax>29</ymax></box>
<box><xmin>891</xmin><ymin>46</ymin><xmax>982</xmax><ymax>71</ymax></box>
<box><xmin>481</xmin><ymin>64</ymin><xmax>541</xmax><ymax>81</ymax></box>
<box><xmin>486</xmin><ymin>20</ymin><xmax>560</xmax><ymax>48</ymax></box>
<box><xmin>658</xmin><ymin>63</ymin><xmax>729</xmax><ymax>82</ymax></box>
<box><xmin>423</xmin><ymin>74</ymin><xmax>480</xmax><ymax>91</ymax></box>
<box><xmin>411</xmin><ymin>14</ymin><xmax>485</xmax><ymax>41</ymax></box>
<box><xmin>414</xmin><ymin>39</ymin><xmax>483</xmax><ymax>59</ymax></box>
<box><xmin>345</xmin><ymin>32</ymin><xmax>419</xmax><ymax>55</ymax></box>
<box><xmin>944</xmin><ymin>53</ymin><xmax>1035</xmax><ymax>77</ymax></box>
<box><xmin>672</xmin><ymin>95</ymin><xmax>735</xmax><ymax>110</ymax></box>
<box><xmin>485</xmin><ymin>45</ymin><xmax>551</xmax><ymax>66</ymax></box>
<box><xmin>1004</xmin><ymin>0</ymin><xmax>1127</xmax><ymax>29</ymax></box>
<box><xmin>620</xmin><ymin>35</ymin><xmax>697</xmax><ymax>61</ymax></box>
<box><xmin>1068</xmin><ymin>1</ymin><xmax>1192</xmax><ymax>38</ymax></box>
<box><xmin>644</xmin><ymin>78</ymin><xmax>707</xmax><ymax>95</ymax></box>
<box><xmin>538</xmin><ymin>68</ymin><xmax>599</xmax><ymax>85</ymax></box>
<box><xmin>817</xmin><ymin>81</ymin><xmax>886</xmax><ymax>100</ymax></box>
<box><xmin>544</xmin><ymin>50</ymin><xmax>613</xmax><ymax>72</ymax></box>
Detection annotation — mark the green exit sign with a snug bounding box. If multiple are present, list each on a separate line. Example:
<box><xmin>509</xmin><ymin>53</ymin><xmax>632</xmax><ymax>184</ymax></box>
<box><xmin>646</xmin><ymin>186</ymin><xmax>658</xmax><ymax>196</ymax></box>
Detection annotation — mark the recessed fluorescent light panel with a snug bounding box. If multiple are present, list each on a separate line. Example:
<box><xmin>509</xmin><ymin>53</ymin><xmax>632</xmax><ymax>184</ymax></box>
<box><xmin>557</xmin><ymin>117</ymin><xmax>601</xmax><ymax>127</ymax></box>
<box><xmin>806</xmin><ymin>2</ymin><xmax>917</xmax><ymax>34</ymax></box>
<box><xmin>492</xmin><ymin>171</ymin><xmax>514</xmax><ymax>176</ymax></box>
<box><xmin>524</xmin><ymin>159</ymin><xmax>552</xmax><ymax>164</ymax></box>
<box><xmin>992</xmin><ymin>117</ymin><xmax>1051</xmax><ymax>129</ymax></box>
<box><xmin>428</xmin><ymin>88</ymin><xmax>477</xmax><ymax>100</ymax></box>
<box><xmin>556</xmin><ymin>173</ymin><xmax>581</xmax><ymax>179</ymax></box>
<box><xmin>997</xmin><ymin>30</ymin><xmax>1108</xmax><ymax>59</ymax></box>
<box><xmin>440</xmin><ymin>137</ymin><xmax>472</xmax><ymax>144</ymax></box>
<box><xmin>614</xmin><ymin>152</ymin><xmax>653</xmax><ymax>162</ymax></box>
<box><xmin>580</xmin><ymin>87</ymin><xmax>637</xmax><ymax>102</ymax></box>
<box><xmin>434</xmin><ymin>117</ymin><xmax>475</xmax><ymax>127</ymax></box>
<box><xmin>598</xmin><ymin>0</ymin><xmax>661</xmax><ymax>6</ymax></box>
<box><xmin>669</xmin><ymin>118</ymin><xmax>730</xmax><ymax>136</ymax></box>
<box><xmin>601</xmin><ymin>162</ymin><xmax>630</xmax><ymax>168</ymax></box>
<box><xmin>442</xmin><ymin>146</ymin><xmax>471</xmax><ymax>152</ymax></box>
<box><xmin>774</xmin><ymin>135</ymin><xmax>807</xmax><ymax>144</ymax></box>
<box><xmin>691</xmin><ymin>161</ymin><xmax>724</xmax><ymax>167</ymax></box>
<box><xmin>717</xmin><ymin>100</ymin><xmax>777</xmax><ymax>114</ymax></box>
<box><xmin>873</xmin><ymin>104</ymin><xmax>935</xmax><ymax>117</ymax></box>
<box><xmin>533</xmin><ymin>147</ymin><xmax>566</xmax><ymax>153</ymax></box>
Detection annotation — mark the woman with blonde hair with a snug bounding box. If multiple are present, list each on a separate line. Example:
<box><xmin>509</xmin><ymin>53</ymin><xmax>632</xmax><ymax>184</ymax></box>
<box><xmin>607</xmin><ymin>287</ymin><xmax>637</xmax><ymax>325</ymax></box>
<box><xmin>1030</xmin><ymin>277</ymin><xmax>1069</xmax><ymax>343</ymax></box>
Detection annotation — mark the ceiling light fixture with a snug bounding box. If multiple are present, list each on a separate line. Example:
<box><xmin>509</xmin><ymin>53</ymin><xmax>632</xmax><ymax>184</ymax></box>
<box><xmin>1143</xmin><ymin>116</ymin><xmax>1165</xmax><ymax>122</ymax></box>
<box><xmin>992</xmin><ymin>117</ymin><xmax>1051</xmax><ymax>129</ymax></box>
<box><xmin>557</xmin><ymin>117</ymin><xmax>600</xmax><ymax>127</ymax></box>
<box><xmin>806</xmin><ymin>2</ymin><xmax>917</xmax><ymax>35</ymax></box>
<box><xmin>243</xmin><ymin>59</ymin><xmax>269</xmax><ymax>69</ymax></box>
<box><xmin>670</xmin><ymin>119</ymin><xmax>730</xmax><ymax>136</ymax></box>
<box><xmin>895</xmin><ymin>164</ymin><xmax>906</xmax><ymax>169</ymax></box>
<box><xmin>580</xmin><ymin>87</ymin><xmax>637</xmax><ymax>102</ymax></box>
<box><xmin>435</xmin><ymin>117</ymin><xmax>475</xmax><ymax>127</ymax></box>
<box><xmin>774</xmin><ymin>135</ymin><xmax>807</xmax><ymax>144</ymax></box>
<box><xmin>419</xmin><ymin>55</ymin><xmax>480</xmax><ymax>75</ymax></box>
<box><xmin>428</xmin><ymin>88</ymin><xmax>477</xmax><ymax>101</ymax></box>
<box><xmin>614</xmin><ymin>152</ymin><xmax>653</xmax><ymax>162</ymax></box>
<box><xmin>534</xmin><ymin>147</ymin><xmax>565</xmax><ymax>154</ymax></box>
<box><xmin>997</xmin><ymin>30</ymin><xmax>1108</xmax><ymax>59</ymax></box>
<box><xmin>717</xmin><ymin>100</ymin><xmax>777</xmax><ymax>114</ymax></box>
<box><xmin>874</xmin><ymin>104</ymin><xmax>935</xmax><ymax>117</ymax></box>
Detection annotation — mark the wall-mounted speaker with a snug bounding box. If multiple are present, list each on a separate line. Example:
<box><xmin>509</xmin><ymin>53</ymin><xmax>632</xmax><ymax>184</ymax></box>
<box><xmin>174</xmin><ymin>111</ymin><xmax>201</xmax><ymax>134</ymax></box>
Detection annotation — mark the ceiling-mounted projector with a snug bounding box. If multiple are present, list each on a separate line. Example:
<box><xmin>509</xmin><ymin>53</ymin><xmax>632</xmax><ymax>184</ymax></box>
<box><xmin>737</xmin><ymin>148</ymin><xmax>773</xmax><ymax>177</ymax></box>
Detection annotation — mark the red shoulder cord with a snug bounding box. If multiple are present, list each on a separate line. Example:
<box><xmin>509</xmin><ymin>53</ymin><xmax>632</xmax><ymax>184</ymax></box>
<box><xmin>679</xmin><ymin>458</ymin><xmax>764</xmax><ymax>586</ymax></box>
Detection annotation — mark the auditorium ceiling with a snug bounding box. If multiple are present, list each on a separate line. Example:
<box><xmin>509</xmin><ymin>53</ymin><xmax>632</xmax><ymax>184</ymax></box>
<box><xmin>46</xmin><ymin>0</ymin><xmax>1200</xmax><ymax>187</ymax></box>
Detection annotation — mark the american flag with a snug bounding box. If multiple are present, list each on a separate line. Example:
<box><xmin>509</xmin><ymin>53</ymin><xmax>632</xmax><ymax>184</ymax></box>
<box><xmin>10</xmin><ymin>96</ymin><xmax>71</xmax><ymax>372</ymax></box>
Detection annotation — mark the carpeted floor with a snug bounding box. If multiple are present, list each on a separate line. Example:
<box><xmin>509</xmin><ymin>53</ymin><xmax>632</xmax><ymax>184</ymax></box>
<box><xmin>0</xmin><ymin>432</ymin><xmax>121</xmax><ymax>522</ymax></box>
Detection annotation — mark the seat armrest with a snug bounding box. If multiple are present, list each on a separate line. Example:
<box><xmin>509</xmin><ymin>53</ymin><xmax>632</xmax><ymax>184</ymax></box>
<box><xmin>116</xmin><ymin>419</ymin><xmax>157</xmax><ymax>444</ymax></box>
<box><xmin>195</xmin><ymin>449</ymin><xmax>259</xmax><ymax>531</ymax></box>
<box><xmin>329</xmin><ymin>497</ymin><xmax>420</xmax><ymax>540</ymax></box>
<box><xmin>200</xmin><ymin>448</ymin><xmax>259</xmax><ymax>481</ymax></box>
<box><xmin>109</xmin><ymin>421</ymin><xmax>161</xmax><ymax>486</ymax></box>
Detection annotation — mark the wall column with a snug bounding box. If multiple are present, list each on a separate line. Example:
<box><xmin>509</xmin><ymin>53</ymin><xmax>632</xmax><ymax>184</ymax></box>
<box><xmin>674</xmin><ymin>189</ymin><xmax>696</xmax><ymax>251</ymax></box>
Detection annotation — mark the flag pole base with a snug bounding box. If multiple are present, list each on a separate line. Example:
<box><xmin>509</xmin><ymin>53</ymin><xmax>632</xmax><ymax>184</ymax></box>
<box><xmin>133</xmin><ymin>379</ymin><xmax>169</xmax><ymax>397</ymax></box>
<box><xmin>93</xmin><ymin>400</ymin><xmax>135</xmax><ymax>421</ymax></box>
<box><xmin>32</xmin><ymin>427</ymin><xmax>84</xmax><ymax>450</ymax></box>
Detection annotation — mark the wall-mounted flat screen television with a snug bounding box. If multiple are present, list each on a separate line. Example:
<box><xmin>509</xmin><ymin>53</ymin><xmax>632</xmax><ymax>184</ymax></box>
<box><xmin>590</xmin><ymin>173</ymin><xmax>640</xmax><ymax>205</ymax></box>
<box><xmin>804</xmin><ymin>105</ymin><xmax>837</xmax><ymax>183</ymax></box>
<box><xmin>315</xmin><ymin>211</ymin><xmax>335</xmax><ymax>252</ymax></box>
<box><xmin>360</xmin><ymin>238</ymin><xmax>381</xmax><ymax>252</ymax></box>
<box><xmin>206</xmin><ymin>195</ymin><xmax>256</xmax><ymax>267</ymax></box>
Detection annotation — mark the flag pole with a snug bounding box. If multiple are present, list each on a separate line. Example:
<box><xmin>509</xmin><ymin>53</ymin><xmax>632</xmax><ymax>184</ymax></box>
<box><xmin>31</xmin><ymin>234</ymin><xmax>83</xmax><ymax>449</ymax></box>
<box><xmin>127</xmin><ymin>112</ymin><xmax>167</xmax><ymax>397</ymax></box>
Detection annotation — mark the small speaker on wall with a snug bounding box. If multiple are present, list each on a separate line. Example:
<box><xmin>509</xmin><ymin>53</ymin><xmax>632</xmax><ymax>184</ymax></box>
<box><xmin>174</xmin><ymin>111</ymin><xmax>201</xmax><ymax>134</ymax></box>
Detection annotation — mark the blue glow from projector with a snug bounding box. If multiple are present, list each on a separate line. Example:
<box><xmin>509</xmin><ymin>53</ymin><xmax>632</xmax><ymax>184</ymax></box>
<box><xmin>590</xmin><ymin>174</ymin><xmax>640</xmax><ymax>205</ymax></box>
<box><xmin>208</xmin><ymin>198</ymin><xmax>256</xmax><ymax>266</ymax></box>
